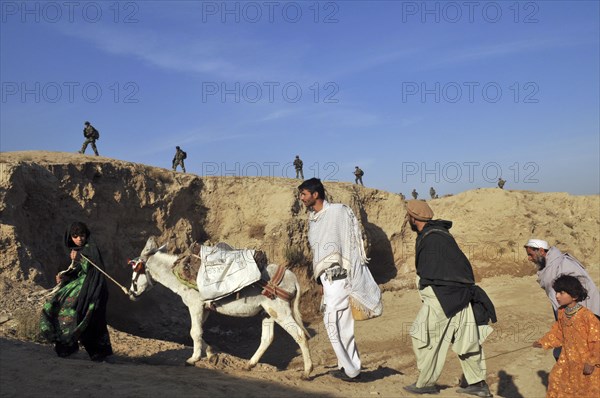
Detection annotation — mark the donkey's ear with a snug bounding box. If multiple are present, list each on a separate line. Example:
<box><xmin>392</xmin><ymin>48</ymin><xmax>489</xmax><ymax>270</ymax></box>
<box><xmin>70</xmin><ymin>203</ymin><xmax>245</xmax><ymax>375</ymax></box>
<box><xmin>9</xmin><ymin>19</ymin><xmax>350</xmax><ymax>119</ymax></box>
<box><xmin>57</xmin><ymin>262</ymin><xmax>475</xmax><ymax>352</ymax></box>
<box><xmin>216</xmin><ymin>241</ymin><xmax>234</xmax><ymax>251</ymax></box>
<box><xmin>141</xmin><ymin>236</ymin><xmax>159</xmax><ymax>257</ymax></box>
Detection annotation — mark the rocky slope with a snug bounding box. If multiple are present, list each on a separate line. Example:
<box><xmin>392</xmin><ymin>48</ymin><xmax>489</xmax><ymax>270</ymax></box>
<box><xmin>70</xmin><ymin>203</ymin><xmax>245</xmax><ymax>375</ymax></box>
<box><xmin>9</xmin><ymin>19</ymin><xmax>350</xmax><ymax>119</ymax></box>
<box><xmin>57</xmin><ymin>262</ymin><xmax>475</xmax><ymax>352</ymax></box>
<box><xmin>1</xmin><ymin>151</ymin><xmax>598</xmax><ymax>342</ymax></box>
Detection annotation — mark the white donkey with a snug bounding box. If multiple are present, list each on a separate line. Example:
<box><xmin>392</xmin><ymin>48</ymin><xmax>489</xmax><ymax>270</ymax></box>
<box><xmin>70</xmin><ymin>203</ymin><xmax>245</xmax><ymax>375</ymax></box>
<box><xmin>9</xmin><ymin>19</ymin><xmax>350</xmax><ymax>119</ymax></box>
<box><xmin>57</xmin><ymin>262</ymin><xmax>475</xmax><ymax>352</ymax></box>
<box><xmin>128</xmin><ymin>237</ymin><xmax>313</xmax><ymax>378</ymax></box>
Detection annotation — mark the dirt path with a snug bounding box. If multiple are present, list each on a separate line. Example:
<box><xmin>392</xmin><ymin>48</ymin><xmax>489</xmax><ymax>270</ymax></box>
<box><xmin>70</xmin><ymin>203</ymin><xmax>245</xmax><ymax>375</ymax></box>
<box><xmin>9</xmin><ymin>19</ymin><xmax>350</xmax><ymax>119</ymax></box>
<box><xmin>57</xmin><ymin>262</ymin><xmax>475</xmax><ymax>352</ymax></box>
<box><xmin>1</xmin><ymin>275</ymin><xmax>556</xmax><ymax>397</ymax></box>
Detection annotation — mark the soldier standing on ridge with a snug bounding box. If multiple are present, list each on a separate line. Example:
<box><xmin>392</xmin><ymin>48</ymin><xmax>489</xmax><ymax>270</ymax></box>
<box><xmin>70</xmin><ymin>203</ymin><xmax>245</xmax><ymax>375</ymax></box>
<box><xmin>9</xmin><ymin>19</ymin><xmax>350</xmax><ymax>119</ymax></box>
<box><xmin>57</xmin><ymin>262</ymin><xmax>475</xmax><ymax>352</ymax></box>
<box><xmin>412</xmin><ymin>189</ymin><xmax>418</xmax><ymax>199</ymax></box>
<box><xmin>79</xmin><ymin>121</ymin><xmax>100</xmax><ymax>156</ymax></box>
<box><xmin>429</xmin><ymin>187</ymin><xmax>437</xmax><ymax>199</ymax></box>
<box><xmin>497</xmin><ymin>178</ymin><xmax>506</xmax><ymax>189</ymax></box>
<box><xmin>172</xmin><ymin>146</ymin><xmax>187</xmax><ymax>173</ymax></box>
<box><xmin>354</xmin><ymin>166</ymin><xmax>364</xmax><ymax>186</ymax></box>
<box><xmin>294</xmin><ymin>155</ymin><xmax>304</xmax><ymax>179</ymax></box>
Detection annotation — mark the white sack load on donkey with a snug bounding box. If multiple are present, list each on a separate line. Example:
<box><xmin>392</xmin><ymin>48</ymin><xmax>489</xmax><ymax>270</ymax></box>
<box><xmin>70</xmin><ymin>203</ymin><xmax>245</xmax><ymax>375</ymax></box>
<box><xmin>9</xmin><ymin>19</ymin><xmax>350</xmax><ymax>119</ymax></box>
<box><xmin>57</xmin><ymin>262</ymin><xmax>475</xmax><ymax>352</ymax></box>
<box><xmin>171</xmin><ymin>241</ymin><xmax>296</xmax><ymax>303</ymax></box>
<box><xmin>198</xmin><ymin>244</ymin><xmax>259</xmax><ymax>301</ymax></box>
<box><xmin>170</xmin><ymin>242</ymin><xmax>269</xmax><ymax>301</ymax></box>
<box><xmin>128</xmin><ymin>237</ymin><xmax>313</xmax><ymax>378</ymax></box>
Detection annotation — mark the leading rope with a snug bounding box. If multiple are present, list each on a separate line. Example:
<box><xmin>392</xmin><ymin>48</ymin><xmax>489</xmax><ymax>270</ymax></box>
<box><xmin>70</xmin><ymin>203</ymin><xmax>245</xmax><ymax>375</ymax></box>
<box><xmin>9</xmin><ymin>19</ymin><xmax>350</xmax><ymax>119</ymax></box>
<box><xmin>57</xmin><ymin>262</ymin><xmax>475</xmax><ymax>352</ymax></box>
<box><xmin>79</xmin><ymin>253</ymin><xmax>129</xmax><ymax>295</ymax></box>
<box><xmin>31</xmin><ymin>254</ymin><xmax>129</xmax><ymax>301</ymax></box>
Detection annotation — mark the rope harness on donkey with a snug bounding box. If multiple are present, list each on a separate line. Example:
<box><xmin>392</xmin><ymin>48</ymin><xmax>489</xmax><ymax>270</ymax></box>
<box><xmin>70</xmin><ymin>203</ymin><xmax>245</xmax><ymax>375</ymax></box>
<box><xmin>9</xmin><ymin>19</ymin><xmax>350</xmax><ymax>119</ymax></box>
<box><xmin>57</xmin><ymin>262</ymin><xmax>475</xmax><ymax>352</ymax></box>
<box><xmin>253</xmin><ymin>263</ymin><xmax>294</xmax><ymax>302</ymax></box>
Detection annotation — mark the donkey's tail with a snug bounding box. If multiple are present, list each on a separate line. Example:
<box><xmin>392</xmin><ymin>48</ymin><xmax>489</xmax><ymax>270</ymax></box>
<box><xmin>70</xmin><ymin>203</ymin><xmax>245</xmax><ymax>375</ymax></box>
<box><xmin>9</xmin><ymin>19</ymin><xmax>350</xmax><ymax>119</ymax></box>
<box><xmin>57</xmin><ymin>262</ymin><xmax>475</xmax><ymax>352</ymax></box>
<box><xmin>292</xmin><ymin>278</ymin><xmax>310</xmax><ymax>338</ymax></box>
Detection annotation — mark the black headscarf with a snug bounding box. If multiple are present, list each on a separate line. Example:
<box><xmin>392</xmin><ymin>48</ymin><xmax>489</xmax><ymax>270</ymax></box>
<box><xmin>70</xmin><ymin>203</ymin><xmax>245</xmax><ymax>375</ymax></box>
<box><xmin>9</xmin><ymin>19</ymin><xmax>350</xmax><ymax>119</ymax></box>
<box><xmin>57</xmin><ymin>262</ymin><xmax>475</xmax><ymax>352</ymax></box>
<box><xmin>65</xmin><ymin>222</ymin><xmax>108</xmax><ymax>321</ymax></box>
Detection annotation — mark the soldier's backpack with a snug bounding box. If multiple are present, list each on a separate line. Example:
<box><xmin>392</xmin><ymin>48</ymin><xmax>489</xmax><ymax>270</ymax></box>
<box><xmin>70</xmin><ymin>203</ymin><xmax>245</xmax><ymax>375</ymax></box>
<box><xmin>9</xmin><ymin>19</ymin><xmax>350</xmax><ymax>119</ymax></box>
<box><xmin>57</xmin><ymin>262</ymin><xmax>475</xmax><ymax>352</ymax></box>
<box><xmin>181</xmin><ymin>150</ymin><xmax>187</xmax><ymax>159</ymax></box>
<box><xmin>83</xmin><ymin>127</ymin><xmax>100</xmax><ymax>140</ymax></box>
<box><xmin>358</xmin><ymin>168</ymin><xmax>364</xmax><ymax>176</ymax></box>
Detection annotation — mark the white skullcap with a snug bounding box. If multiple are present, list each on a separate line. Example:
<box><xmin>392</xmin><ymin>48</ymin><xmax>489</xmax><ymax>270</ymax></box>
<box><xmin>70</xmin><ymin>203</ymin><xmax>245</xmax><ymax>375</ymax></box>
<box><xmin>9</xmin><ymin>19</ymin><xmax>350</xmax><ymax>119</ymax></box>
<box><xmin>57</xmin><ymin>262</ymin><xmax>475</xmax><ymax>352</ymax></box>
<box><xmin>524</xmin><ymin>239</ymin><xmax>550</xmax><ymax>250</ymax></box>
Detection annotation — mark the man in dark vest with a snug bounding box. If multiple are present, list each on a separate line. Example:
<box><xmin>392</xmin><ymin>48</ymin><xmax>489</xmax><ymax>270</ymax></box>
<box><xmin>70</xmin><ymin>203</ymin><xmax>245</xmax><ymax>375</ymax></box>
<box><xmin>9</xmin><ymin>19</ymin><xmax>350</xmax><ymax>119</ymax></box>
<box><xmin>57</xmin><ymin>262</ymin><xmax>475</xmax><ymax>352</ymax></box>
<box><xmin>403</xmin><ymin>200</ymin><xmax>494</xmax><ymax>397</ymax></box>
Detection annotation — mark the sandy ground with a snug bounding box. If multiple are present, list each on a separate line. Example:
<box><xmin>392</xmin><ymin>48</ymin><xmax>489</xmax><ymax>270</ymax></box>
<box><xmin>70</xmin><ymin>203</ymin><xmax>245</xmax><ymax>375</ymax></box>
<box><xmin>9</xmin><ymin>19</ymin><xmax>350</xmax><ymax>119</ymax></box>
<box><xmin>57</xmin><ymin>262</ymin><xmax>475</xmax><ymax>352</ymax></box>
<box><xmin>3</xmin><ymin>152</ymin><xmax>596</xmax><ymax>398</ymax></box>
<box><xmin>1</xmin><ymin>275</ymin><xmax>557</xmax><ymax>398</ymax></box>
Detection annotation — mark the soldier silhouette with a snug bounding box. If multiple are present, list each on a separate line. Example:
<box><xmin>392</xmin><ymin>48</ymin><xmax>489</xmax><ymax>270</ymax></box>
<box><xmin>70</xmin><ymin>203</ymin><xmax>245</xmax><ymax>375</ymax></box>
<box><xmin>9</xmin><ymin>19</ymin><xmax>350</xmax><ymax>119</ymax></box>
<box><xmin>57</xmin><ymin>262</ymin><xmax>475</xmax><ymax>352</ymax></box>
<box><xmin>354</xmin><ymin>166</ymin><xmax>364</xmax><ymax>186</ymax></box>
<box><xmin>173</xmin><ymin>146</ymin><xmax>187</xmax><ymax>173</ymax></box>
<box><xmin>429</xmin><ymin>187</ymin><xmax>437</xmax><ymax>199</ymax></box>
<box><xmin>293</xmin><ymin>155</ymin><xmax>304</xmax><ymax>179</ymax></box>
<box><xmin>79</xmin><ymin>121</ymin><xmax>100</xmax><ymax>156</ymax></box>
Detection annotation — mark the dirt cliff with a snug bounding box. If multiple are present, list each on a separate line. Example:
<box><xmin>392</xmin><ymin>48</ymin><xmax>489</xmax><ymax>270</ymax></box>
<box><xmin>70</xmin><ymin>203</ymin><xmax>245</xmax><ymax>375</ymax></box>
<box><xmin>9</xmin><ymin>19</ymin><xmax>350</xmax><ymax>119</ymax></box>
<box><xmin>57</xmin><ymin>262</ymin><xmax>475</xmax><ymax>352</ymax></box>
<box><xmin>1</xmin><ymin>151</ymin><xmax>598</xmax><ymax>341</ymax></box>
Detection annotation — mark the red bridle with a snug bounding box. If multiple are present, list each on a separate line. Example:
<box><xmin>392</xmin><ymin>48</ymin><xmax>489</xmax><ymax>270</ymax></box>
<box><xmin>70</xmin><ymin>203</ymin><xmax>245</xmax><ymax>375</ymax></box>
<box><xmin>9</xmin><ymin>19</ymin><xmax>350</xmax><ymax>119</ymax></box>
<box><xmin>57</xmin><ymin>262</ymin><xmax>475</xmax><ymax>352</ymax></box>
<box><xmin>128</xmin><ymin>258</ymin><xmax>146</xmax><ymax>274</ymax></box>
<box><xmin>128</xmin><ymin>257</ymin><xmax>155</xmax><ymax>294</ymax></box>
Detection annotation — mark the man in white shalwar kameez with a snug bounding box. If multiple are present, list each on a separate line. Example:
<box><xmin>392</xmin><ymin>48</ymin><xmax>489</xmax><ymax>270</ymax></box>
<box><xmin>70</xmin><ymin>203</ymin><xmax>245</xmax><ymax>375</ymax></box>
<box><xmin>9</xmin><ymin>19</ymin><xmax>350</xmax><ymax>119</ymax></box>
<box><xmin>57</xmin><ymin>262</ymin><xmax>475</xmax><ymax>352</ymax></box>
<box><xmin>298</xmin><ymin>178</ymin><xmax>382</xmax><ymax>382</ymax></box>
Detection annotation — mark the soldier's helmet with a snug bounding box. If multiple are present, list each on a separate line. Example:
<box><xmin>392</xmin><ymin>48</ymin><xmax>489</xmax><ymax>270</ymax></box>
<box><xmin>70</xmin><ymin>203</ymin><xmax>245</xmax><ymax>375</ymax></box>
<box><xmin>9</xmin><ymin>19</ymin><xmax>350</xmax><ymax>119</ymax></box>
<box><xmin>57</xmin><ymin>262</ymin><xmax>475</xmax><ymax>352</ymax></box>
<box><xmin>84</xmin><ymin>121</ymin><xmax>90</xmax><ymax>125</ymax></box>
<box><xmin>176</xmin><ymin>146</ymin><xmax>180</xmax><ymax>150</ymax></box>
<box><xmin>296</xmin><ymin>155</ymin><xmax>299</xmax><ymax>158</ymax></box>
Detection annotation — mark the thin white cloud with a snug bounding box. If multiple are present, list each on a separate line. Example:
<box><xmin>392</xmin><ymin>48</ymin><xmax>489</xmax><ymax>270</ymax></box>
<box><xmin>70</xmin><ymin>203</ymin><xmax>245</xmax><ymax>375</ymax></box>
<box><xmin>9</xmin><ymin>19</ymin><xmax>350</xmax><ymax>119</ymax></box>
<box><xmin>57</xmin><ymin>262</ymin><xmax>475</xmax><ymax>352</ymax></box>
<box><xmin>400</xmin><ymin>116</ymin><xmax>424</xmax><ymax>127</ymax></box>
<box><xmin>331</xmin><ymin>47</ymin><xmax>420</xmax><ymax>79</ymax></box>
<box><xmin>428</xmin><ymin>38</ymin><xmax>570</xmax><ymax>68</ymax></box>
<box><xmin>58</xmin><ymin>24</ymin><xmax>243</xmax><ymax>77</ymax></box>
<box><xmin>328</xmin><ymin>36</ymin><xmax>580</xmax><ymax>79</ymax></box>
<box><xmin>134</xmin><ymin>129</ymin><xmax>252</xmax><ymax>157</ymax></box>
<box><xmin>257</xmin><ymin>109</ymin><xmax>299</xmax><ymax>122</ymax></box>
<box><xmin>53</xmin><ymin>21</ymin><xmax>320</xmax><ymax>83</ymax></box>
<box><xmin>310</xmin><ymin>107</ymin><xmax>381</xmax><ymax>127</ymax></box>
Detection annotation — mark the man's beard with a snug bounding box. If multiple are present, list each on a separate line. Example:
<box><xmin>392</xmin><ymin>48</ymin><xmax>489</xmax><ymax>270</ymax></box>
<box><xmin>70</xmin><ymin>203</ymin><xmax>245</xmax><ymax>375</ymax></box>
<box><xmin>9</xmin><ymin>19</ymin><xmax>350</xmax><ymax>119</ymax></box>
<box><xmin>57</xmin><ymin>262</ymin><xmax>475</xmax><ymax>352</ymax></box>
<box><xmin>534</xmin><ymin>256</ymin><xmax>546</xmax><ymax>270</ymax></box>
<box><xmin>302</xmin><ymin>198</ymin><xmax>316</xmax><ymax>209</ymax></box>
<box><xmin>409</xmin><ymin>219</ymin><xmax>418</xmax><ymax>232</ymax></box>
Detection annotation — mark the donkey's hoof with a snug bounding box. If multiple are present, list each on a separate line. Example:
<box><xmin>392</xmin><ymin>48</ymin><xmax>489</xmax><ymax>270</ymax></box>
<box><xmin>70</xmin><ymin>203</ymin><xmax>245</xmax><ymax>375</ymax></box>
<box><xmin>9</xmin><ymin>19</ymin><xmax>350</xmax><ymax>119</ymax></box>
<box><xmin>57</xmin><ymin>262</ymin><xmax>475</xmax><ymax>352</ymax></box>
<box><xmin>207</xmin><ymin>354</ymin><xmax>219</xmax><ymax>365</ymax></box>
<box><xmin>185</xmin><ymin>358</ymin><xmax>198</xmax><ymax>366</ymax></box>
<box><xmin>301</xmin><ymin>365</ymin><xmax>313</xmax><ymax>380</ymax></box>
<box><xmin>244</xmin><ymin>362</ymin><xmax>257</xmax><ymax>371</ymax></box>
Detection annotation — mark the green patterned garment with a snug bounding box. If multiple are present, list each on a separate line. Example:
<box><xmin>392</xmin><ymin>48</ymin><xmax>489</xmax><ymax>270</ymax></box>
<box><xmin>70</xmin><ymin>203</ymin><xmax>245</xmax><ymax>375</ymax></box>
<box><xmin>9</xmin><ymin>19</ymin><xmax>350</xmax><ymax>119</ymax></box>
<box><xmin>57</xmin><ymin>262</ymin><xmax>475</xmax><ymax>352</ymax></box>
<box><xmin>40</xmin><ymin>259</ymin><xmax>95</xmax><ymax>346</ymax></box>
<box><xmin>40</xmin><ymin>240</ymin><xmax>112</xmax><ymax>359</ymax></box>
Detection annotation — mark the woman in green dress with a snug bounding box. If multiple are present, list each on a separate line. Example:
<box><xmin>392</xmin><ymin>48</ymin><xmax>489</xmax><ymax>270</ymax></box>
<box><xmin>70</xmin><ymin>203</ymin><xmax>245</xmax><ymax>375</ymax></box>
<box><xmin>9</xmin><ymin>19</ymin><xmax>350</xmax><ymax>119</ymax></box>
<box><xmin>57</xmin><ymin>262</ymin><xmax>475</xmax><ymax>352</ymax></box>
<box><xmin>40</xmin><ymin>222</ymin><xmax>113</xmax><ymax>361</ymax></box>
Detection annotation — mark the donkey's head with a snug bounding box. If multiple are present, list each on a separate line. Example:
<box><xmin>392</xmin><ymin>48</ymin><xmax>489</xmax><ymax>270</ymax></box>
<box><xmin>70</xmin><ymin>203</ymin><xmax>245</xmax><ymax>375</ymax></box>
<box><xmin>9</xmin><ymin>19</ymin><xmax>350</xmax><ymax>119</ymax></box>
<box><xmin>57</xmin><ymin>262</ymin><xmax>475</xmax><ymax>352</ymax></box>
<box><xmin>128</xmin><ymin>237</ymin><xmax>166</xmax><ymax>301</ymax></box>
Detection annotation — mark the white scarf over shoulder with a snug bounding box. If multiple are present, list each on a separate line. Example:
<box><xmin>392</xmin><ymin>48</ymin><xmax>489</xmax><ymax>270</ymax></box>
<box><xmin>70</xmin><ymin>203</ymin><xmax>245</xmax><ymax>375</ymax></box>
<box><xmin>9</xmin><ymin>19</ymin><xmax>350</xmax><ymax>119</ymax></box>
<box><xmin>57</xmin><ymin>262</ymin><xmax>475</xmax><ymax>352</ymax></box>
<box><xmin>308</xmin><ymin>201</ymin><xmax>368</xmax><ymax>277</ymax></box>
<box><xmin>308</xmin><ymin>201</ymin><xmax>382</xmax><ymax>316</ymax></box>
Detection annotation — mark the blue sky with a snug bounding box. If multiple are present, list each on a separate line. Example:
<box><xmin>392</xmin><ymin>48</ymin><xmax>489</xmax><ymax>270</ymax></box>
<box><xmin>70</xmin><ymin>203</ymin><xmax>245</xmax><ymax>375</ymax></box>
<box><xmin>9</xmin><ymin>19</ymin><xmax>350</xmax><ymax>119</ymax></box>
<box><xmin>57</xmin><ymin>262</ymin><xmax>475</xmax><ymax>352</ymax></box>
<box><xmin>1</xmin><ymin>0</ymin><xmax>599</xmax><ymax>196</ymax></box>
